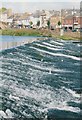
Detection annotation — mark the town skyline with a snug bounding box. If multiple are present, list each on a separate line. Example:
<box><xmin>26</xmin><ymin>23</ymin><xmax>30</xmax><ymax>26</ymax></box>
<box><xmin>0</xmin><ymin>1</ymin><xmax>81</xmax><ymax>13</ymax></box>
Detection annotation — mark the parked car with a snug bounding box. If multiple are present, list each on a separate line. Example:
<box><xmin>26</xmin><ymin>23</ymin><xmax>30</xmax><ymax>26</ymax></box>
<box><xmin>25</xmin><ymin>25</ymin><xmax>31</xmax><ymax>29</ymax></box>
<box><xmin>72</xmin><ymin>29</ymin><xmax>77</xmax><ymax>32</ymax></box>
<box><xmin>80</xmin><ymin>28</ymin><xmax>82</xmax><ymax>32</ymax></box>
<box><xmin>51</xmin><ymin>26</ymin><xmax>54</xmax><ymax>30</ymax></box>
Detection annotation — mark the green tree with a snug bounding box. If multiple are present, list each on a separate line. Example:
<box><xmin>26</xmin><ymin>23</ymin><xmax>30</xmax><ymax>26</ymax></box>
<box><xmin>30</xmin><ymin>21</ymin><xmax>33</xmax><ymax>26</ymax></box>
<box><xmin>37</xmin><ymin>20</ymin><xmax>40</xmax><ymax>27</ymax></box>
<box><xmin>0</xmin><ymin>7</ymin><xmax>7</xmax><ymax>13</ymax></box>
<box><xmin>58</xmin><ymin>21</ymin><xmax>61</xmax><ymax>26</ymax></box>
<box><xmin>47</xmin><ymin>20</ymin><xmax>50</xmax><ymax>29</ymax></box>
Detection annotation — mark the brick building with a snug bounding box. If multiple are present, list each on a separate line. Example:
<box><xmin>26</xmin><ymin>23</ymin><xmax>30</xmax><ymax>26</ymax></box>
<box><xmin>50</xmin><ymin>15</ymin><xmax>60</xmax><ymax>29</ymax></box>
<box><xmin>62</xmin><ymin>15</ymin><xmax>81</xmax><ymax>30</ymax></box>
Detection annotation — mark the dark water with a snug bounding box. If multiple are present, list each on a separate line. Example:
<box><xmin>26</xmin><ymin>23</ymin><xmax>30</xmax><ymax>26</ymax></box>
<box><xmin>0</xmin><ymin>37</ymin><xmax>82</xmax><ymax>119</ymax></box>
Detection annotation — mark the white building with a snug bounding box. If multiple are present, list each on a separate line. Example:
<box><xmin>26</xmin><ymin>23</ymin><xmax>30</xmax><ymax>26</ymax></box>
<box><xmin>7</xmin><ymin>16</ymin><xmax>13</xmax><ymax>26</ymax></box>
<box><xmin>0</xmin><ymin>14</ymin><xmax>7</xmax><ymax>22</ymax></box>
<box><xmin>22</xmin><ymin>19</ymin><xmax>30</xmax><ymax>26</ymax></box>
<box><xmin>29</xmin><ymin>16</ymin><xmax>39</xmax><ymax>25</ymax></box>
<box><xmin>40</xmin><ymin>13</ymin><xmax>48</xmax><ymax>28</ymax></box>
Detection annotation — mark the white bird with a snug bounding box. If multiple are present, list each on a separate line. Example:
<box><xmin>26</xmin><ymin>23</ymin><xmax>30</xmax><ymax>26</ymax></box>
<box><xmin>41</xmin><ymin>59</ymin><xmax>43</xmax><ymax>62</ymax></box>
<box><xmin>49</xmin><ymin>68</ymin><xmax>52</xmax><ymax>74</ymax></box>
<box><xmin>61</xmin><ymin>59</ymin><xmax>63</xmax><ymax>62</ymax></box>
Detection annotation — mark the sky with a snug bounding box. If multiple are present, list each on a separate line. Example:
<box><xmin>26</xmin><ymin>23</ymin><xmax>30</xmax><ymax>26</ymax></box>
<box><xmin>0</xmin><ymin>0</ymin><xmax>81</xmax><ymax>13</ymax></box>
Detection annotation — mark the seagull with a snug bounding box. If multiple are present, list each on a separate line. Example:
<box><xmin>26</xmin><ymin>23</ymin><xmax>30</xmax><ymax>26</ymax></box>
<box><xmin>49</xmin><ymin>68</ymin><xmax>52</xmax><ymax>74</ymax></box>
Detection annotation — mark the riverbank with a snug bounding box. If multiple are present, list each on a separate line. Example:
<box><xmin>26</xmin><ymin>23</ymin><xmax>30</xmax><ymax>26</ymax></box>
<box><xmin>0</xmin><ymin>28</ymin><xmax>81</xmax><ymax>40</ymax></box>
<box><xmin>50</xmin><ymin>30</ymin><xmax>81</xmax><ymax>40</ymax></box>
<box><xmin>0</xmin><ymin>28</ymin><xmax>52</xmax><ymax>37</ymax></box>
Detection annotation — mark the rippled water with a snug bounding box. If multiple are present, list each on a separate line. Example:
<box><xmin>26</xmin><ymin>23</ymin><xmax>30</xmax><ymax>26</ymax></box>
<box><xmin>0</xmin><ymin>37</ymin><xmax>82</xmax><ymax>119</ymax></box>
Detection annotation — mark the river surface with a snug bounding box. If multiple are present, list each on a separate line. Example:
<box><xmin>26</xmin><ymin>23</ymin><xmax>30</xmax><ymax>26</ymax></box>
<box><xmin>0</xmin><ymin>36</ymin><xmax>82</xmax><ymax>119</ymax></box>
<box><xmin>0</xmin><ymin>35</ymin><xmax>43</xmax><ymax>42</ymax></box>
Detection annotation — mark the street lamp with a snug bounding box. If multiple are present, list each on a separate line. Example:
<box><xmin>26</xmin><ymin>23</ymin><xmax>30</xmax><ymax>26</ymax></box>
<box><xmin>72</xmin><ymin>7</ymin><xmax>76</xmax><ymax>30</ymax></box>
<box><xmin>60</xmin><ymin>9</ymin><xmax>64</xmax><ymax>36</ymax></box>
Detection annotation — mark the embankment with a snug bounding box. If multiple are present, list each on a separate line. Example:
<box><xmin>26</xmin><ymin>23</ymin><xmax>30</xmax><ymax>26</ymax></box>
<box><xmin>0</xmin><ymin>28</ymin><xmax>81</xmax><ymax>40</ymax></box>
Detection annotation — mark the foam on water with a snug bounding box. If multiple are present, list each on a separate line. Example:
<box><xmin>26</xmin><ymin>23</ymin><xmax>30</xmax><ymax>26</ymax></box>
<box><xmin>2</xmin><ymin>82</ymin><xmax>80</xmax><ymax>117</ymax></box>
<box><xmin>50</xmin><ymin>40</ymin><xmax>64</xmax><ymax>46</ymax></box>
<box><xmin>46</xmin><ymin>102</ymin><xmax>80</xmax><ymax>113</ymax></box>
<box><xmin>62</xmin><ymin>87</ymin><xmax>80</xmax><ymax>98</ymax></box>
<box><xmin>30</xmin><ymin>46</ymin><xmax>81</xmax><ymax>61</ymax></box>
<box><xmin>35</xmin><ymin>43</ymin><xmax>62</xmax><ymax>51</ymax></box>
<box><xmin>0</xmin><ymin>110</ymin><xmax>7</xmax><ymax>118</ymax></box>
<box><xmin>0</xmin><ymin>110</ymin><xmax>14</xmax><ymax>118</ymax></box>
<box><xmin>43</xmin><ymin>42</ymin><xmax>58</xmax><ymax>48</ymax></box>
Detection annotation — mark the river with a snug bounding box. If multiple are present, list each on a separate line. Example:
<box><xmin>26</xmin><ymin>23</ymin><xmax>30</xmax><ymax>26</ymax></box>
<box><xmin>0</xmin><ymin>35</ymin><xmax>82</xmax><ymax>119</ymax></box>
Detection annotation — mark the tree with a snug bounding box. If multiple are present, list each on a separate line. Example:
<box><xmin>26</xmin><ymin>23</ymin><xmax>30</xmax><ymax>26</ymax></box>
<box><xmin>58</xmin><ymin>21</ymin><xmax>61</xmax><ymax>26</ymax></box>
<box><xmin>30</xmin><ymin>21</ymin><xmax>33</xmax><ymax>26</ymax></box>
<box><xmin>47</xmin><ymin>20</ymin><xmax>50</xmax><ymax>29</ymax></box>
<box><xmin>0</xmin><ymin>7</ymin><xmax>7</xmax><ymax>13</ymax></box>
<box><xmin>37</xmin><ymin>20</ymin><xmax>40</xmax><ymax>27</ymax></box>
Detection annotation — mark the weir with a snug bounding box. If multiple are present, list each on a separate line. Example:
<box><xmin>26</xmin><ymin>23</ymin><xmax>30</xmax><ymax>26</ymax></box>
<box><xmin>0</xmin><ymin>37</ymin><xmax>81</xmax><ymax>119</ymax></box>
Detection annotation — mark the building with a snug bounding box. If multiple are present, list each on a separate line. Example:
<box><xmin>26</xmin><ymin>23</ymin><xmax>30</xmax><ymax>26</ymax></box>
<box><xmin>0</xmin><ymin>8</ymin><xmax>12</xmax><ymax>23</ymax></box>
<box><xmin>62</xmin><ymin>14</ymin><xmax>81</xmax><ymax>31</ymax></box>
<box><xmin>50</xmin><ymin>15</ymin><xmax>60</xmax><ymax>29</ymax></box>
<box><xmin>18</xmin><ymin>13</ymin><xmax>30</xmax><ymax>28</ymax></box>
<box><xmin>3</xmin><ymin>9</ymin><xmax>12</xmax><ymax>17</ymax></box>
<box><xmin>80</xmin><ymin>1</ymin><xmax>82</xmax><ymax>29</ymax></box>
<box><xmin>7</xmin><ymin>16</ymin><xmax>13</xmax><ymax>27</ymax></box>
<box><xmin>0</xmin><ymin>13</ymin><xmax>7</xmax><ymax>22</ymax></box>
<box><xmin>40</xmin><ymin>12</ymin><xmax>50</xmax><ymax>28</ymax></box>
<box><xmin>9</xmin><ymin>13</ymin><xmax>30</xmax><ymax>28</ymax></box>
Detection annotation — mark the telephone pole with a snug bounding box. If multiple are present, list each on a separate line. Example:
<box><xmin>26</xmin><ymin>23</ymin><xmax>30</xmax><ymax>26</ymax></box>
<box><xmin>72</xmin><ymin>7</ymin><xmax>75</xmax><ymax>30</ymax></box>
<box><xmin>60</xmin><ymin>9</ymin><xmax>64</xmax><ymax>36</ymax></box>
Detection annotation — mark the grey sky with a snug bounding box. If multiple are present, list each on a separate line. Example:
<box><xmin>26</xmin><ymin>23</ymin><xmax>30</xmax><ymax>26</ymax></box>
<box><xmin>0</xmin><ymin>0</ymin><xmax>81</xmax><ymax>13</ymax></box>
